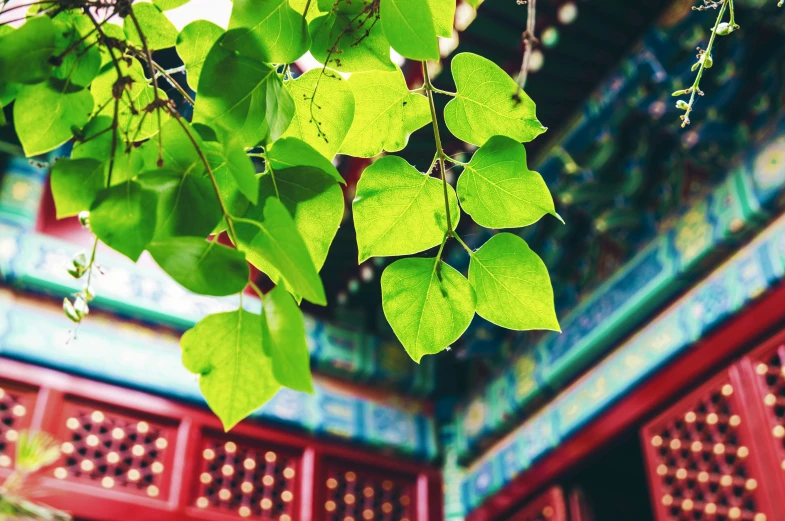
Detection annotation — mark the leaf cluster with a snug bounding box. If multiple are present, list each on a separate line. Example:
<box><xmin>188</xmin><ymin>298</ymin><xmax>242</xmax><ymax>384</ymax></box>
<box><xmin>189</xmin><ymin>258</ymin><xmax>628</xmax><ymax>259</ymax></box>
<box><xmin>0</xmin><ymin>0</ymin><xmax>561</xmax><ymax>429</ymax></box>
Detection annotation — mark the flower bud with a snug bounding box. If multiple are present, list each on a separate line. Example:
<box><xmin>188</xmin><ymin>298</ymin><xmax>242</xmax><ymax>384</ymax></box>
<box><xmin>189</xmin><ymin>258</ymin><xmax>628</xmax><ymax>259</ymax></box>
<box><xmin>676</xmin><ymin>100</ymin><xmax>690</xmax><ymax>110</ymax></box>
<box><xmin>701</xmin><ymin>53</ymin><xmax>713</xmax><ymax>68</ymax></box>
<box><xmin>73</xmin><ymin>251</ymin><xmax>88</xmax><ymax>269</ymax></box>
<box><xmin>78</xmin><ymin>211</ymin><xmax>90</xmax><ymax>228</ymax></box>
<box><xmin>715</xmin><ymin>22</ymin><xmax>734</xmax><ymax>35</ymax></box>
<box><xmin>63</xmin><ymin>298</ymin><xmax>81</xmax><ymax>323</ymax></box>
<box><xmin>74</xmin><ymin>296</ymin><xmax>89</xmax><ymax>317</ymax></box>
<box><xmin>672</xmin><ymin>89</ymin><xmax>691</xmax><ymax>97</ymax></box>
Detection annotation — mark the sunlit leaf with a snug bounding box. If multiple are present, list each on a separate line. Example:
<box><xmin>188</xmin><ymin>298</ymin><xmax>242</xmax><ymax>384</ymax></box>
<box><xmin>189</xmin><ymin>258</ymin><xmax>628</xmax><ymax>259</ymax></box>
<box><xmin>382</xmin><ymin>257</ymin><xmax>475</xmax><ymax>362</ymax></box>
<box><xmin>176</xmin><ymin>20</ymin><xmax>224</xmax><ymax>92</ymax></box>
<box><xmin>339</xmin><ymin>68</ymin><xmax>429</xmax><ymax>158</ymax></box>
<box><xmin>182</xmin><ymin>309</ymin><xmax>279</xmax><ymax>430</ymax></box>
<box><xmin>458</xmin><ymin>136</ymin><xmax>560</xmax><ymax>228</ymax></box>
<box><xmin>50</xmin><ymin>158</ymin><xmax>106</xmax><ymax>218</ymax></box>
<box><xmin>379</xmin><ymin>0</ymin><xmax>439</xmax><ymax>61</ymax></box>
<box><xmin>352</xmin><ymin>155</ymin><xmax>458</xmax><ymax>262</ymax></box>
<box><xmin>0</xmin><ymin>16</ymin><xmax>56</xmax><ymax>84</ymax></box>
<box><xmin>266</xmin><ymin>137</ymin><xmax>343</xmax><ymax>184</ymax></box>
<box><xmin>309</xmin><ymin>11</ymin><xmax>394</xmax><ymax>73</ymax></box>
<box><xmin>235</xmin><ymin>197</ymin><xmax>326</xmax><ymax>305</ymax></box>
<box><xmin>444</xmin><ymin>53</ymin><xmax>547</xmax><ymax>146</ymax></box>
<box><xmin>148</xmin><ymin>237</ymin><xmax>249</xmax><ymax>296</ymax></box>
<box><xmin>430</xmin><ymin>0</ymin><xmax>455</xmax><ymax>38</ymax></box>
<box><xmin>281</xmin><ymin>68</ymin><xmax>354</xmax><ymax>159</ymax></box>
<box><xmin>90</xmin><ymin>181</ymin><xmax>157</xmax><ymax>261</ymax></box>
<box><xmin>195</xmin><ymin>32</ymin><xmax>294</xmax><ymax>148</ymax></box>
<box><xmin>123</xmin><ymin>2</ymin><xmax>178</xmax><ymax>50</ymax></box>
<box><xmin>223</xmin><ymin>0</ymin><xmax>310</xmax><ymax>64</ymax></box>
<box><xmin>14</xmin><ymin>80</ymin><xmax>93</xmax><ymax>157</ymax></box>
<box><xmin>155</xmin><ymin>0</ymin><xmax>191</xmax><ymax>10</ymax></box>
<box><xmin>262</xmin><ymin>285</ymin><xmax>314</xmax><ymax>393</ymax></box>
<box><xmin>52</xmin><ymin>11</ymin><xmax>101</xmax><ymax>88</ymax></box>
<box><xmin>468</xmin><ymin>233</ymin><xmax>559</xmax><ymax>331</ymax></box>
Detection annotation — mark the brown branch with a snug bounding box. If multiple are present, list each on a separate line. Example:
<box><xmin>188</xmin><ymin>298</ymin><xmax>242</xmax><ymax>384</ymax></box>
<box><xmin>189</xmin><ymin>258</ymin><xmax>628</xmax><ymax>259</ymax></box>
<box><xmin>516</xmin><ymin>0</ymin><xmax>537</xmax><ymax>93</ymax></box>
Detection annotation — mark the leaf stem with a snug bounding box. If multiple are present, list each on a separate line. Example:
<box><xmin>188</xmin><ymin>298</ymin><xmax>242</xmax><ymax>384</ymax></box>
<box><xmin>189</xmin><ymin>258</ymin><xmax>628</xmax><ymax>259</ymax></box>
<box><xmin>443</xmin><ymin>156</ymin><xmax>467</xmax><ymax>166</ymax></box>
<box><xmin>422</xmin><ymin>61</ymin><xmax>453</xmax><ymax>235</ymax></box>
<box><xmin>453</xmin><ymin>232</ymin><xmax>474</xmax><ymax>257</ymax></box>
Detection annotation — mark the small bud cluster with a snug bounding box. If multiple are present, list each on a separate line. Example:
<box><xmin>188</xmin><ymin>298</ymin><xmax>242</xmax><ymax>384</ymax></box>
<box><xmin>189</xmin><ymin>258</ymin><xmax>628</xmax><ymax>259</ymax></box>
<box><xmin>63</xmin><ymin>213</ymin><xmax>98</xmax><ymax>326</ymax></box>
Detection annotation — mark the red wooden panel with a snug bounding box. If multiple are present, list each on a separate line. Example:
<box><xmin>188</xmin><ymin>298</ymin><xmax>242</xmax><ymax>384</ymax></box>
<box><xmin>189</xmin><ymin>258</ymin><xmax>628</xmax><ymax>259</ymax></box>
<box><xmin>47</xmin><ymin>396</ymin><xmax>178</xmax><ymax>500</ymax></box>
<box><xmin>0</xmin><ymin>378</ymin><xmax>37</xmax><ymax>469</ymax></box>
<box><xmin>506</xmin><ymin>487</ymin><xmax>567</xmax><ymax>521</ymax></box>
<box><xmin>189</xmin><ymin>430</ymin><xmax>301</xmax><ymax>520</ymax></box>
<box><xmin>566</xmin><ymin>489</ymin><xmax>591</xmax><ymax>521</ymax></box>
<box><xmin>641</xmin><ymin>367</ymin><xmax>775</xmax><ymax>521</ymax></box>
<box><xmin>317</xmin><ymin>460</ymin><xmax>418</xmax><ymax>521</ymax></box>
<box><xmin>738</xmin><ymin>336</ymin><xmax>785</xmax><ymax>506</ymax></box>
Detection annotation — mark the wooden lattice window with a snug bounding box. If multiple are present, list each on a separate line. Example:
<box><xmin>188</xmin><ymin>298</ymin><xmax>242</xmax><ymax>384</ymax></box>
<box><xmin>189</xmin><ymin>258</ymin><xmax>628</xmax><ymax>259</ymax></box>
<box><xmin>642</xmin><ymin>370</ymin><xmax>774</xmax><ymax>521</ymax></box>
<box><xmin>51</xmin><ymin>398</ymin><xmax>175</xmax><ymax>499</ymax></box>
<box><xmin>322</xmin><ymin>462</ymin><xmax>416</xmax><ymax>521</ymax></box>
<box><xmin>0</xmin><ymin>380</ymin><xmax>36</xmax><ymax>469</ymax></box>
<box><xmin>507</xmin><ymin>487</ymin><xmax>567</xmax><ymax>521</ymax></box>
<box><xmin>192</xmin><ymin>432</ymin><xmax>299</xmax><ymax>519</ymax></box>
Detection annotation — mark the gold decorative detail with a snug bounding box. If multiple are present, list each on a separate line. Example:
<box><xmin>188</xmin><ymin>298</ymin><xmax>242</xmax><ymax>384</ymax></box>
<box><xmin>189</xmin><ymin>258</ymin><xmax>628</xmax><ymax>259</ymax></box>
<box><xmin>345</xmin><ymin>493</ymin><xmax>356</xmax><ymax>505</ymax></box>
<box><xmin>755</xmin><ymin>514</ymin><xmax>767</xmax><ymax>521</ymax></box>
<box><xmin>107</xmin><ymin>452</ymin><xmax>120</xmax><ymax>464</ymax></box>
<box><xmin>682</xmin><ymin>499</ymin><xmax>693</xmax><ymax>511</ymax></box>
<box><xmin>147</xmin><ymin>485</ymin><xmax>159</xmax><ymax>498</ymax></box>
<box><xmin>720</xmin><ymin>475</ymin><xmax>733</xmax><ymax>487</ymax></box>
<box><xmin>363</xmin><ymin>509</ymin><xmax>374</xmax><ymax>520</ymax></box>
<box><xmin>282</xmin><ymin>491</ymin><xmax>293</xmax><ymax>502</ymax></box>
<box><xmin>705</xmin><ymin>503</ymin><xmax>717</xmax><ymax>514</ymax></box>
<box><xmin>155</xmin><ymin>438</ymin><xmax>168</xmax><ymax>450</ymax></box>
<box><xmin>284</xmin><ymin>467</ymin><xmax>295</xmax><ymax>479</ymax></box>
<box><xmin>225</xmin><ymin>441</ymin><xmax>237</xmax><ymax>453</ymax></box>
<box><xmin>729</xmin><ymin>415</ymin><xmax>741</xmax><ymax>427</ymax></box>
<box><xmin>345</xmin><ymin>471</ymin><xmax>356</xmax><ymax>482</ymax></box>
<box><xmin>241</xmin><ymin>482</ymin><xmax>253</xmax><ymax>494</ymax></box>
<box><xmin>543</xmin><ymin>506</ymin><xmax>554</xmax><ymax>518</ymax></box>
<box><xmin>54</xmin><ymin>467</ymin><xmax>67</xmax><ymax>479</ymax></box>
<box><xmin>239</xmin><ymin>506</ymin><xmax>251</xmax><ymax>518</ymax></box>
<box><xmin>5</xmin><ymin>430</ymin><xmax>17</xmax><ymax>442</ymax></box>
<box><xmin>721</xmin><ymin>384</ymin><xmax>733</xmax><ymax>396</ymax></box>
<box><xmin>151</xmin><ymin>462</ymin><xmax>164</xmax><ymax>474</ymax></box>
<box><xmin>382</xmin><ymin>503</ymin><xmax>393</xmax><ymax>513</ymax></box>
<box><xmin>244</xmin><ymin>458</ymin><xmax>256</xmax><ymax>470</ymax></box>
<box><xmin>200</xmin><ymin>472</ymin><xmax>212</xmax><ymax>484</ymax></box>
<box><xmin>364</xmin><ymin>486</ymin><xmax>374</xmax><ymax>497</ymax></box>
<box><xmin>80</xmin><ymin>460</ymin><xmax>94</xmax><ymax>472</ymax></box>
<box><xmin>66</xmin><ymin>417</ymin><xmax>80</xmax><ymax>430</ymax></box>
<box><xmin>86</xmin><ymin>435</ymin><xmax>99</xmax><ymax>447</ymax></box>
<box><xmin>765</xmin><ymin>394</ymin><xmax>777</xmax><ymax>406</ymax></box>
<box><xmin>281</xmin><ymin>516</ymin><xmax>291</xmax><ymax>521</ymax></box>
<box><xmin>714</xmin><ymin>443</ymin><xmax>725</xmax><ymax>455</ymax></box>
<box><xmin>137</xmin><ymin>421</ymin><xmax>149</xmax><ymax>434</ymax></box>
<box><xmin>698</xmin><ymin>471</ymin><xmax>709</xmax><ymax>483</ymax></box>
<box><xmin>746</xmin><ymin>478</ymin><xmax>758</xmax><ymax>490</ymax></box>
<box><xmin>222</xmin><ymin>464</ymin><xmax>234</xmax><ymax>477</ymax></box>
<box><xmin>774</xmin><ymin>425</ymin><xmax>785</xmax><ymax>438</ymax></box>
<box><xmin>325</xmin><ymin>501</ymin><xmax>336</xmax><ymax>512</ymax></box>
<box><xmin>218</xmin><ymin>488</ymin><xmax>231</xmax><ymax>501</ymax></box>
<box><xmin>102</xmin><ymin>477</ymin><xmax>115</xmax><ymax>489</ymax></box>
<box><xmin>12</xmin><ymin>405</ymin><xmax>26</xmax><ymax>417</ymax></box>
<box><xmin>652</xmin><ymin>435</ymin><xmax>663</xmax><ymax>446</ymax></box>
<box><xmin>382</xmin><ymin>480</ymin><xmax>393</xmax><ymax>491</ymax></box>
<box><xmin>265</xmin><ymin>451</ymin><xmax>276</xmax><ymax>462</ymax></box>
<box><xmin>132</xmin><ymin>444</ymin><xmax>145</xmax><ymax>457</ymax></box>
<box><xmin>685</xmin><ymin>412</ymin><xmax>696</xmax><ymax>423</ymax></box>
<box><xmin>691</xmin><ymin>441</ymin><xmax>703</xmax><ymax>452</ymax></box>
<box><xmin>662</xmin><ymin>495</ymin><xmax>673</xmax><ymax>506</ymax></box>
<box><xmin>128</xmin><ymin>469</ymin><xmax>141</xmax><ymax>481</ymax></box>
<box><xmin>729</xmin><ymin>507</ymin><xmax>741</xmax><ymax>519</ymax></box>
<box><xmin>91</xmin><ymin>411</ymin><xmax>105</xmax><ymax>423</ymax></box>
<box><xmin>112</xmin><ymin>427</ymin><xmax>125</xmax><ymax>440</ymax></box>
<box><xmin>756</xmin><ymin>363</ymin><xmax>768</xmax><ymax>375</ymax></box>
<box><xmin>738</xmin><ymin>446</ymin><xmax>749</xmax><ymax>458</ymax></box>
<box><xmin>327</xmin><ymin>478</ymin><xmax>338</xmax><ymax>489</ymax></box>
<box><xmin>61</xmin><ymin>442</ymin><xmax>74</xmax><ymax>455</ymax></box>
<box><xmin>670</xmin><ymin>439</ymin><xmax>681</xmax><ymax>450</ymax></box>
<box><xmin>707</xmin><ymin>413</ymin><xmax>718</xmax><ymax>425</ymax></box>
<box><xmin>261</xmin><ymin>498</ymin><xmax>273</xmax><ymax>509</ymax></box>
<box><xmin>203</xmin><ymin>448</ymin><xmax>215</xmax><ymax>460</ymax></box>
<box><xmin>263</xmin><ymin>475</ymin><xmax>274</xmax><ymax>486</ymax></box>
<box><xmin>676</xmin><ymin>468</ymin><xmax>687</xmax><ymax>479</ymax></box>
<box><xmin>196</xmin><ymin>497</ymin><xmax>209</xmax><ymax>509</ymax></box>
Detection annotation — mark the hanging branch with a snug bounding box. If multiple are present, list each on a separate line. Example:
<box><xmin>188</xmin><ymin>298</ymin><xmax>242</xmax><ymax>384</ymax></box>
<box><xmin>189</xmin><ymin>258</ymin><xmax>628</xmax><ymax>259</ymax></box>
<box><xmin>515</xmin><ymin>0</ymin><xmax>537</xmax><ymax>96</ymax></box>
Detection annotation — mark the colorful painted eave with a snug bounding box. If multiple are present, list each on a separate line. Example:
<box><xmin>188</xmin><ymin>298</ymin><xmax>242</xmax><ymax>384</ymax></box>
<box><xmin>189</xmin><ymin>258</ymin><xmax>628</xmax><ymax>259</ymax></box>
<box><xmin>0</xmin><ymin>287</ymin><xmax>439</xmax><ymax>461</ymax></box>
<box><xmin>452</xmin><ymin>118</ymin><xmax>785</xmax><ymax>463</ymax></box>
<box><xmin>0</xmin><ymin>227</ymin><xmax>435</xmax><ymax>396</ymax></box>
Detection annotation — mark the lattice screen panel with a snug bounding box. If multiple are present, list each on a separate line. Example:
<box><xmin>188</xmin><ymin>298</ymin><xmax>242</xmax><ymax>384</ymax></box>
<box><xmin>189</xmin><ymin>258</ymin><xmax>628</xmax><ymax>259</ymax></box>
<box><xmin>322</xmin><ymin>465</ymin><xmax>415</xmax><ymax>521</ymax></box>
<box><xmin>52</xmin><ymin>400</ymin><xmax>174</xmax><ymax>499</ymax></box>
<box><xmin>507</xmin><ymin>487</ymin><xmax>567</xmax><ymax>521</ymax></box>
<box><xmin>0</xmin><ymin>380</ymin><xmax>36</xmax><ymax>469</ymax></box>
<box><xmin>642</xmin><ymin>371</ymin><xmax>773</xmax><ymax>521</ymax></box>
<box><xmin>747</xmin><ymin>343</ymin><xmax>785</xmax><ymax>500</ymax></box>
<box><xmin>193</xmin><ymin>434</ymin><xmax>299</xmax><ymax>519</ymax></box>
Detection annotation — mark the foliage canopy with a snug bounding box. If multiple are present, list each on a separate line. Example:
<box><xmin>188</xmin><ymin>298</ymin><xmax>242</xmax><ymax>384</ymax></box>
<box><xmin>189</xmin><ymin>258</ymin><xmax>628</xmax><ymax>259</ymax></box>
<box><xmin>0</xmin><ymin>0</ymin><xmax>560</xmax><ymax>430</ymax></box>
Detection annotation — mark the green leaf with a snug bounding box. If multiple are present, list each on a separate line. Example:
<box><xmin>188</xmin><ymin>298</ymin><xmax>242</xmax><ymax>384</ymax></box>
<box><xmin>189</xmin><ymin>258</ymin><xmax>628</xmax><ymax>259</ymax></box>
<box><xmin>176</xmin><ymin>20</ymin><xmax>224</xmax><ymax>92</ymax></box>
<box><xmin>468</xmin><ymin>233</ymin><xmax>559</xmax><ymax>331</ymax></box>
<box><xmin>91</xmin><ymin>58</ymin><xmax>170</xmax><ymax>141</ymax></box>
<box><xmin>0</xmin><ymin>25</ymin><xmax>20</xmax><ymax>105</ymax></box>
<box><xmin>458</xmin><ymin>136</ymin><xmax>560</xmax><ymax>228</ymax></box>
<box><xmin>317</xmin><ymin>0</ymin><xmax>371</xmax><ymax>14</ymax></box>
<box><xmin>155</xmin><ymin>0</ymin><xmax>191</xmax><ymax>10</ymax></box>
<box><xmin>0</xmin><ymin>102</ymin><xmax>5</xmax><ymax>127</ymax></box>
<box><xmin>50</xmin><ymin>158</ymin><xmax>106</xmax><ymax>218</ymax></box>
<box><xmin>195</xmin><ymin>33</ymin><xmax>294</xmax><ymax>148</ymax></box>
<box><xmin>138</xmin><ymin>170</ymin><xmax>222</xmax><ymax>241</ymax></box>
<box><xmin>281</xmin><ymin>68</ymin><xmax>354</xmax><ymax>160</ymax></box>
<box><xmin>148</xmin><ymin>237</ymin><xmax>249</xmax><ymax>296</ymax></box>
<box><xmin>381</xmin><ymin>257</ymin><xmax>475</xmax><ymax>362</ymax></box>
<box><xmin>235</xmin><ymin>197</ymin><xmax>326</xmax><ymax>305</ymax></box>
<box><xmin>90</xmin><ymin>181</ymin><xmax>157</xmax><ymax>261</ymax></box>
<box><xmin>266</xmin><ymin>137</ymin><xmax>343</xmax><ymax>184</ymax></box>
<box><xmin>260</xmin><ymin>163</ymin><xmax>343</xmax><ymax>272</ymax></box>
<box><xmin>51</xmin><ymin>11</ymin><xmax>102</xmax><ymax>88</ymax></box>
<box><xmin>380</xmin><ymin>0</ymin><xmax>439</xmax><ymax>61</ymax></box>
<box><xmin>13</xmin><ymin>81</ymin><xmax>93</xmax><ymax>157</ymax></box>
<box><xmin>309</xmin><ymin>12</ymin><xmax>395</xmax><ymax>73</ymax></box>
<box><xmin>71</xmin><ymin>116</ymin><xmax>143</xmax><ymax>185</ymax></box>
<box><xmin>0</xmin><ymin>16</ymin><xmax>57</xmax><ymax>84</ymax></box>
<box><xmin>214</xmin><ymin>128</ymin><xmax>259</xmax><ymax>204</ymax></box>
<box><xmin>262</xmin><ymin>285</ymin><xmax>314</xmax><ymax>393</ymax></box>
<box><xmin>223</xmin><ymin>0</ymin><xmax>310</xmax><ymax>64</ymax></box>
<box><xmin>200</xmin><ymin>141</ymin><xmax>252</xmax><ymax>229</ymax></box>
<box><xmin>339</xmin><ymin>68</ymin><xmax>430</xmax><ymax>158</ymax></box>
<box><xmin>289</xmin><ymin>0</ymin><xmax>325</xmax><ymax>22</ymax></box>
<box><xmin>181</xmin><ymin>309</ymin><xmax>280</xmax><ymax>430</ymax></box>
<box><xmin>123</xmin><ymin>2</ymin><xmax>178</xmax><ymax>51</ymax></box>
<box><xmin>430</xmin><ymin>0</ymin><xmax>455</xmax><ymax>38</ymax></box>
<box><xmin>139</xmin><ymin>118</ymin><xmax>205</xmax><ymax>176</ymax></box>
<box><xmin>444</xmin><ymin>53</ymin><xmax>547</xmax><ymax>146</ymax></box>
<box><xmin>352</xmin><ymin>155</ymin><xmax>458</xmax><ymax>262</ymax></box>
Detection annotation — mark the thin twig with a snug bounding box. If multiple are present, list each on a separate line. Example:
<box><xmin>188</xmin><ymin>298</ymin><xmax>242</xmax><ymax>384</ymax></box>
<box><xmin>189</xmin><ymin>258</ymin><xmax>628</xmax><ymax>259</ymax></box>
<box><xmin>516</xmin><ymin>0</ymin><xmax>537</xmax><ymax>93</ymax></box>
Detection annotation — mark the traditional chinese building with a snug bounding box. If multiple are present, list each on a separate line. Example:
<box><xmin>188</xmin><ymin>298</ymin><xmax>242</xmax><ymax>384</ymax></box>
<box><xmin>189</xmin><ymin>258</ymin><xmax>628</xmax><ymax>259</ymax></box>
<box><xmin>2</xmin><ymin>1</ymin><xmax>785</xmax><ymax>521</ymax></box>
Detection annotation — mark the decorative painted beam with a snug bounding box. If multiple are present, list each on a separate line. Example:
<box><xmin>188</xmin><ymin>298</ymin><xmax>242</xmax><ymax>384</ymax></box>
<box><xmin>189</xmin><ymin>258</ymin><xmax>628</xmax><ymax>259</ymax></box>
<box><xmin>0</xmin><ymin>227</ymin><xmax>435</xmax><ymax>396</ymax></box>
<box><xmin>453</xmin><ymin>163</ymin><xmax>785</xmax><ymax>514</ymax></box>
<box><xmin>451</xmin><ymin>121</ymin><xmax>785</xmax><ymax>462</ymax></box>
<box><xmin>0</xmin><ymin>289</ymin><xmax>438</xmax><ymax>460</ymax></box>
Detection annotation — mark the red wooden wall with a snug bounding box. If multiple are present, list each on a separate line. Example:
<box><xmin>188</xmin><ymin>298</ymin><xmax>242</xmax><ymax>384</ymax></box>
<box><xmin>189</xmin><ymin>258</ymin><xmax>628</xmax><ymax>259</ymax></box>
<box><xmin>0</xmin><ymin>358</ymin><xmax>442</xmax><ymax>521</ymax></box>
<box><xmin>642</xmin><ymin>329</ymin><xmax>785</xmax><ymax>521</ymax></box>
